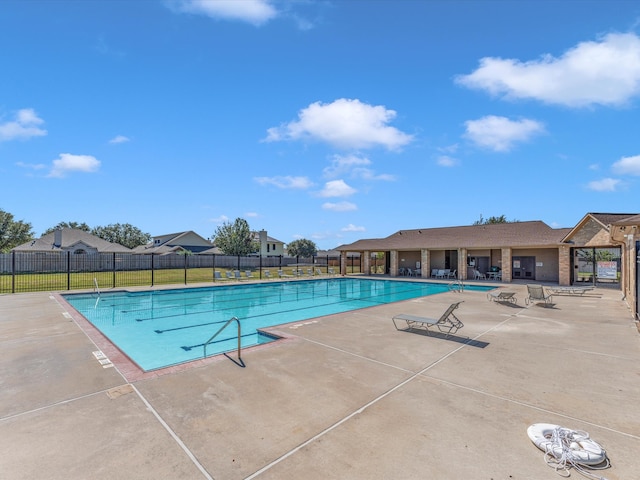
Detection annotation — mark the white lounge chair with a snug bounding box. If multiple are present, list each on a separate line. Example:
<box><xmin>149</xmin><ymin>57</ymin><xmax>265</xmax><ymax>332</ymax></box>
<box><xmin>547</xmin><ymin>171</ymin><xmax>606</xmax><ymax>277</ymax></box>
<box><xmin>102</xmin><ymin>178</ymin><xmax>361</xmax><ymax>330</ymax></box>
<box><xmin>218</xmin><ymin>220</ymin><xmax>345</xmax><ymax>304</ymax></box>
<box><xmin>525</xmin><ymin>284</ymin><xmax>553</xmax><ymax>306</ymax></box>
<box><xmin>392</xmin><ymin>302</ymin><xmax>464</xmax><ymax>337</ymax></box>
<box><xmin>547</xmin><ymin>285</ymin><xmax>594</xmax><ymax>296</ymax></box>
<box><xmin>487</xmin><ymin>290</ymin><xmax>517</xmax><ymax>304</ymax></box>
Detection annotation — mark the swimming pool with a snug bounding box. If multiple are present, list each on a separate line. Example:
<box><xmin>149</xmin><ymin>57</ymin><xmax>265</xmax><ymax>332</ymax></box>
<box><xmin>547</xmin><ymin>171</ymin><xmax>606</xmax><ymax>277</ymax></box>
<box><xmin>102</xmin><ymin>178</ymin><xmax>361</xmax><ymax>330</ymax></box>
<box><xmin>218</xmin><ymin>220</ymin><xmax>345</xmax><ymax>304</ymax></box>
<box><xmin>64</xmin><ymin>278</ymin><xmax>490</xmax><ymax>371</ymax></box>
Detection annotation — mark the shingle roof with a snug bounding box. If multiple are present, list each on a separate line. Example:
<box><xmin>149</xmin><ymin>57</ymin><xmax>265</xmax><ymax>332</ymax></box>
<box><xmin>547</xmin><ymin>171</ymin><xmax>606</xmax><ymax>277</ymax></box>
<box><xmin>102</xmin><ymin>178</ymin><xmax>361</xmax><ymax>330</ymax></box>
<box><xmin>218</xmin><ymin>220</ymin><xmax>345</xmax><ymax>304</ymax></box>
<box><xmin>612</xmin><ymin>214</ymin><xmax>640</xmax><ymax>226</ymax></box>
<box><xmin>588</xmin><ymin>213</ymin><xmax>639</xmax><ymax>227</ymax></box>
<box><xmin>12</xmin><ymin>229</ymin><xmax>132</xmax><ymax>252</ymax></box>
<box><xmin>337</xmin><ymin>221</ymin><xmax>571</xmax><ymax>251</ymax></box>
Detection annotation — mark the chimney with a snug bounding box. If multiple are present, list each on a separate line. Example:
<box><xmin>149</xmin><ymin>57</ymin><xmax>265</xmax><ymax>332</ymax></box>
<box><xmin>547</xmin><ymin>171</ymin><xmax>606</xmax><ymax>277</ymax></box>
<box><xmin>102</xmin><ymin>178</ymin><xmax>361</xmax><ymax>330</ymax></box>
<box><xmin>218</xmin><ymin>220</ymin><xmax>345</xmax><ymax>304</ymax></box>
<box><xmin>259</xmin><ymin>230</ymin><xmax>267</xmax><ymax>255</ymax></box>
<box><xmin>54</xmin><ymin>229</ymin><xmax>62</xmax><ymax>248</ymax></box>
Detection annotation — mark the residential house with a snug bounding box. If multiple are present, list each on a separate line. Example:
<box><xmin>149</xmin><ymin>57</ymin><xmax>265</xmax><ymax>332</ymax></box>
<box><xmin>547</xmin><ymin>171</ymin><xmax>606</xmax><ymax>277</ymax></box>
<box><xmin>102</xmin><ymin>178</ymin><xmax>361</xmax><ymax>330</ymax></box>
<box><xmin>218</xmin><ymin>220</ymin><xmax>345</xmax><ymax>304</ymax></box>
<box><xmin>253</xmin><ymin>230</ymin><xmax>285</xmax><ymax>256</ymax></box>
<box><xmin>132</xmin><ymin>231</ymin><xmax>213</xmax><ymax>255</ymax></box>
<box><xmin>12</xmin><ymin>228</ymin><xmax>132</xmax><ymax>254</ymax></box>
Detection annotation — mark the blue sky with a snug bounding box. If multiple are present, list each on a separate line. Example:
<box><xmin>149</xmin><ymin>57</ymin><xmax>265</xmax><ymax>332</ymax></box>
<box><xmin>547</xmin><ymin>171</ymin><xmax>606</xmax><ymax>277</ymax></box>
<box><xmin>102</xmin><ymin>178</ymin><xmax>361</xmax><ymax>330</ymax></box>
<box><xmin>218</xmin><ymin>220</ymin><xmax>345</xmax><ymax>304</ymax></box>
<box><xmin>2</xmin><ymin>1</ymin><xmax>639</xmax><ymax>250</ymax></box>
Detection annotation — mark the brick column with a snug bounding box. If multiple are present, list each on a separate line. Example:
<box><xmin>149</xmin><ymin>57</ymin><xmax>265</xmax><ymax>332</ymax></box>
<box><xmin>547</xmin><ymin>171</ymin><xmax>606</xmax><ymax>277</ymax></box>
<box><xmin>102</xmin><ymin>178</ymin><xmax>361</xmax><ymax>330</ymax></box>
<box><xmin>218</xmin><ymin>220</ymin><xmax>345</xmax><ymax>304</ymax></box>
<box><xmin>421</xmin><ymin>249</ymin><xmax>430</xmax><ymax>278</ymax></box>
<box><xmin>558</xmin><ymin>245</ymin><xmax>571</xmax><ymax>286</ymax></box>
<box><xmin>390</xmin><ymin>251</ymin><xmax>398</xmax><ymax>277</ymax></box>
<box><xmin>363</xmin><ymin>251</ymin><xmax>371</xmax><ymax>275</ymax></box>
<box><xmin>501</xmin><ymin>248</ymin><xmax>512</xmax><ymax>283</ymax></box>
<box><xmin>459</xmin><ymin>248</ymin><xmax>467</xmax><ymax>280</ymax></box>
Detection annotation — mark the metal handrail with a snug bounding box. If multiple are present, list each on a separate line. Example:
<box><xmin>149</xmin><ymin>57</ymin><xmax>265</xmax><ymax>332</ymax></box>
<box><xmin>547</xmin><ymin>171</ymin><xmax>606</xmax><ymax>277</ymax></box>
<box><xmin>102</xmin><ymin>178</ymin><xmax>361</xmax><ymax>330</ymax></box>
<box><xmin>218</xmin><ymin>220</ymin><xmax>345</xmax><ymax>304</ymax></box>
<box><xmin>203</xmin><ymin>316</ymin><xmax>243</xmax><ymax>366</ymax></box>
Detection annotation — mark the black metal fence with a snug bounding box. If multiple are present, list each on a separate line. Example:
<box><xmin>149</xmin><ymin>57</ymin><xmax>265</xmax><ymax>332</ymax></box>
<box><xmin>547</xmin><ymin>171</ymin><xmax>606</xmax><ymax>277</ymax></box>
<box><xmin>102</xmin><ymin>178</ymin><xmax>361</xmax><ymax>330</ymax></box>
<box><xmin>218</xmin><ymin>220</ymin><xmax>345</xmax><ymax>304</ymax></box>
<box><xmin>0</xmin><ymin>252</ymin><xmax>355</xmax><ymax>294</ymax></box>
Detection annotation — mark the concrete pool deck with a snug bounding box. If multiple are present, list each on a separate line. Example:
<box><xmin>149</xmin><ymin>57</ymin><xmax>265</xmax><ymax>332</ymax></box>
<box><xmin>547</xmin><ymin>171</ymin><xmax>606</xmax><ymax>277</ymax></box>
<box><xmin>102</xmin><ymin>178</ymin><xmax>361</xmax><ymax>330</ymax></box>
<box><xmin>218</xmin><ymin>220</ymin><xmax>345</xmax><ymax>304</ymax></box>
<box><xmin>1</xmin><ymin>279</ymin><xmax>639</xmax><ymax>479</ymax></box>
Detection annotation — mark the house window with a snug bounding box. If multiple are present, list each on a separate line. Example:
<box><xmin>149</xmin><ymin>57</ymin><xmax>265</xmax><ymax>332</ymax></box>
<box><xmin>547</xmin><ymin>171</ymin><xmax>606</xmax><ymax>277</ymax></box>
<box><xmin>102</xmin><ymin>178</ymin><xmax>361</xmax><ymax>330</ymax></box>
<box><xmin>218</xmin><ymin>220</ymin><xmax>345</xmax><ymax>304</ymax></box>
<box><xmin>273</xmin><ymin>244</ymin><xmax>276</xmax><ymax>251</ymax></box>
<box><xmin>74</xmin><ymin>249</ymin><xmax>86</xmax><ymax>254</ymax></box>
<box><xmin>267</xmin><ymin>244</ymin><xmax>270</xmax><ymax>252</ymax></box>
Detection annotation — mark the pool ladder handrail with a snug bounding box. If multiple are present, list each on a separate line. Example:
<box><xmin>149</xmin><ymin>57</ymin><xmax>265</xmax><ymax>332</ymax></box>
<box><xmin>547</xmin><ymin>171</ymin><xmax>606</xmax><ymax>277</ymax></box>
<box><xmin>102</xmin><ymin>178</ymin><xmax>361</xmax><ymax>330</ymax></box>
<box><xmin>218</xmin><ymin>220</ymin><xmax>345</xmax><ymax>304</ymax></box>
<box><xmin>203</xmin><ymin>316</ymin><xmax>245</xmax><ymax>367</ymax></box>
<box><xmin>448</xmin><ymin>280</ymin><xmax>465</xmax><ymax>293</ymax></box>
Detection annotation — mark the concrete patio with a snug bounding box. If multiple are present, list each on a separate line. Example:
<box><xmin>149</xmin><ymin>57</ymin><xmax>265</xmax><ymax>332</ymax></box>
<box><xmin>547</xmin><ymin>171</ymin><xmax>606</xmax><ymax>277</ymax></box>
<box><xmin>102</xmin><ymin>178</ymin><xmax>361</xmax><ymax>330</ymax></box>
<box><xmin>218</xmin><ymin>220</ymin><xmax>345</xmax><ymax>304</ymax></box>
<box><xmin>1</xmin><ymin>280</ymin><xmax>638</xmax><ymax>479</ymax></box>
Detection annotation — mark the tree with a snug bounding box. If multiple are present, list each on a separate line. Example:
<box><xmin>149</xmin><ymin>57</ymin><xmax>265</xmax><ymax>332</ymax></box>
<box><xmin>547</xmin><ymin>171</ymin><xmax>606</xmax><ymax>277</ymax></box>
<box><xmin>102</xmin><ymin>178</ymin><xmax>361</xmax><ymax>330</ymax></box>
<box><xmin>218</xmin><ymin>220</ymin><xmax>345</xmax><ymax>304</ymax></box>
<box><xmin>213</xmin><ymin>218</ymin><xmax>258</xmax><ymax>255</ymax></box>
<box><xmin>473</xmin><ymin>214</ymin><xmax>518</xmax><ymax>225</ymax></box>
<box><xmin>91</xmin><ymin>223</ymin><xmax>151</xmax><ymax>249</ymax></box>
<box><xmin>287</xmin><ymin>238</ymin><xmax>318</xmax><ymax>258</ymax></box>
<box><xmin>0</xmin><ymin>209</ymin><xmax>35</xmax><ymax>252</ymax></box>
<box><xmin>42</xmin><ymin>221</ymin><xmax>91</xmax><ymax>235</ymax></box>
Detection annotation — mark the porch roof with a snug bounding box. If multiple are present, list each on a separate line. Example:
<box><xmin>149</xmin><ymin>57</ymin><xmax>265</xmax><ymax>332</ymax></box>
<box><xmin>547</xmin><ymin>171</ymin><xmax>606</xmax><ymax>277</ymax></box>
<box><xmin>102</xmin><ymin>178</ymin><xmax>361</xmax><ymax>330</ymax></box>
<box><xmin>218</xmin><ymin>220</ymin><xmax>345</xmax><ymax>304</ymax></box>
<box><xmin>337</xmin><ymin>221</ymin><xmax>571</xmax><ymax>251</ymax></box>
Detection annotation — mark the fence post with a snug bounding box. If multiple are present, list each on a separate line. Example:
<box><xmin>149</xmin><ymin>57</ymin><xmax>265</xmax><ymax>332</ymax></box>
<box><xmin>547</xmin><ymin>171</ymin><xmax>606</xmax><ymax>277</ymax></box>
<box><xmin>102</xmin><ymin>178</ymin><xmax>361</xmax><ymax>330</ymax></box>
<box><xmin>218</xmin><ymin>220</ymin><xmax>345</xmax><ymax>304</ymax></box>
<box><xmin>212</xmin><ymin>254</ymin><xmax>216</xmax><ymax>282</ymax></box>
<box><xmin>11</xmin><ymin>251</ymin><xmax>15</xmax><ymax>294</ymax></box>
<box><xmin>66</xmin><ymin>251</ymin><xmax>71</xmax><ymax>290</ymax></box>
<box><xmin>151</xmin><ymin>253</ymin><xmax>155</xmax><ymax>287</ymax></box>
<box><xmin>112</xmin><ymin>252</ymin><xmax>116</xmax><ymax>288</ymax></box>
<box><xmin>259</xmin><ymin>254</ymin><xmax>263</xmax><ymax>279</ymax></box>
<box><xmin>184</xmin><ymin>253</ymin><xmax>188</xmax><ymax>285</ymax></box>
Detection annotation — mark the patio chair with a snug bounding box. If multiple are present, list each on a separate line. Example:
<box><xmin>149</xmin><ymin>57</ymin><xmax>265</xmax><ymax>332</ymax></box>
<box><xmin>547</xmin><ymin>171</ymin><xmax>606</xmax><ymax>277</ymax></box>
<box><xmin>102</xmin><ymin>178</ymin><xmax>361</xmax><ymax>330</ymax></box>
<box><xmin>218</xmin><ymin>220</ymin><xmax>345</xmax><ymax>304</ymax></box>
<box><xmin>234</xmin><ymin>270</ymin><xmax>242</xmax><ymax>280</ymax></box>
<box><xmin>448</xmin><ymin>269</ymin><xmax>457</xmax><ymax>279</ymax></box>
<box><xmin>315</xmin><ymin>268</ymin><xmax>323</xmax><ymax>276</ymax></box>
<box><xmin>263</xmin><ymin>270</ymin><xmax>271</xmax><ymax>279</ymax></box>
<box><xmin>226</xmin><ymin>271</ymin><xmax>234</xmax><ymax>280</ymax></box>
<box><xmin>392</xmin><ymin>302</ymin><xmax>464</xmax><ymax>337</ymax></box>
<box><xmin>473</xmin><ymin>269</ymin><xmax>486</xmax><ymax>280</ymax></box>
<box><xmin>430</xmin><ymin>269</ymin><xmax>438</xmax><ymax>278</ymax></box>
<box><xmin>245</xmin><ymin>270</ymin><xmax>253</xmax><ymax>279</ymax></box>
<box><xmin>525</xmin><ymin>284</ymin><xmax>553</xmax><ymax>306</ymax></box>
<box><xmin>278</xmin><ymin>269</ymin><xmax>292</xmax><ymax>278</ymax></box>
<box><xmin>214</xmin><ymin>271</ymin><xmax>222</xmax><ymax>280</ymax></box>
<box><xmin>328</xmin><ymin>268</ymin><xmax>336</xmax><ymax>275</ymax></box>
<box><xmin>487</xmin><ymin>290</ymin><xmax>517</xmax><ymax>304</ymax></box>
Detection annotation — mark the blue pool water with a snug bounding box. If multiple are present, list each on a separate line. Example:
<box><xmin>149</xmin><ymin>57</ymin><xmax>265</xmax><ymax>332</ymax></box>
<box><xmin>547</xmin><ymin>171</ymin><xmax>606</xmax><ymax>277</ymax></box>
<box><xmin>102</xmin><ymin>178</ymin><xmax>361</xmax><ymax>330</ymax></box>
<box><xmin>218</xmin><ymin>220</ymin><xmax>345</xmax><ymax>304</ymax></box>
<box><xmin>64</xmin><ymin>278</ymin><xmax>490</xmax><ymax>371</ymax></box>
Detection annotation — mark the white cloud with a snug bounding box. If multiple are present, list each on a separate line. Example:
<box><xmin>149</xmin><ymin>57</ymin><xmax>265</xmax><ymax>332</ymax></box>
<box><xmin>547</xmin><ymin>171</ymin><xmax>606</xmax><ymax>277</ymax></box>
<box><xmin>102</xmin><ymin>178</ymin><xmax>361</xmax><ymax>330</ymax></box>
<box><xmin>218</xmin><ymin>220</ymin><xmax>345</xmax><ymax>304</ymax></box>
<box><xmin>254</xmin><ymin>175</ymin><xmax>313</xmax><ymax>189</ymax></box>
<box><xmin>322</xmin><ymin>201</ymin><xmax>357</xmax><ymax>212</ymax></box>
<box><xmin>48</xmin><ymin>153</ymin><xmax>101</xmax><ymax>178</ymax></box>
<box><xmin>318</xmin><ymin>179</ymin><xmax>356</xmax><ymax>198</ymax></box>
<box><xmin>0</xmin><ymin>108</ymin><xmax>47</xmax><ymax>142</ymax></box>
<box><xmin>323</xmin><ymin>153</ymin><xmax>395</xmax><ymax>181</ymax></box>
<box><xmin>109</xmin><ymin>135</ymin><xmax>130</xmax><ymax>144</ymax></box>
<box><xmin>169</xmin><ymin>0</ymin><xmax>277</xmax><ymax>26</ymax></box>
<box><xmin>587</xmin><ymin>178</ymin><xmax>621</xmax><ymax>192</ymax></box>
<box><xmin>612</xmin><ymin>154</ymin><xmax>640</xmax><ymax>175</ymax></box>
<box><xmin>210</xmin><ymin>215</ymin><xmax>229</xmax><ymax>224</ymax></box>
<box><xmin>341</xmin><ymin>224</ymin><xmax>365</xmax><ymax>232</ymax></box>
<box><xmin>456</xmin><ymin>32</ymin><xmax>640</xmax><ymax>108</ymax></box>
<box><xmin>265</xmin><ymin>98</ymin><xmax>413</xmax><ymax>150</ymax></box>
<box><xmin>16</xmin><ymin>161</ymin><xmax>47</xmax><ymax>170</ymax></box>
<box><xmin>463</xmin><ymin>115</ymin><xmax>545</xmax><ymax>152</ymax></box>
<box><xmin>245</xmin><ymin>212</ymin><xmax>259</xmax><ymax>218</ymax></box>
<box><xmin>437</xmin><ymin>155</ymin><xmax>458</xmax><ymax>167</ymax></box>
<box><xmin>323</xmin><ymin>154</ymin><xmax>371</xmax><ymax>178</ymax></box>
